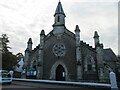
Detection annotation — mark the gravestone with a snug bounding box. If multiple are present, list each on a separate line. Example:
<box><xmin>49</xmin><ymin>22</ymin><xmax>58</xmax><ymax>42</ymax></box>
<box><xmin>110</xmin><ymin>72</ymin><xmax>118</xmax><ymax>89</ymax></box>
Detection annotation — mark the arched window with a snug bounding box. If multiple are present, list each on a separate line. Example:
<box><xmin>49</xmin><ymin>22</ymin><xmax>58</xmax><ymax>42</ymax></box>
<box><xmin>84</xmin><ymin>55</ymin><xmax>96</xmax><ymax>71</ymax></box>
<box><xmin>87</xmin><ymin>58</ymin><xmax>92</xmax><ymax>71</ymax></box>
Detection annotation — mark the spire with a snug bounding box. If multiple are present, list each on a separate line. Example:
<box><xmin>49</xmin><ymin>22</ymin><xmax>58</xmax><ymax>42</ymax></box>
<box><xmin>40</xmin><ymin>29</ymin><xmax>45</xmax><ymax>35</ymax></box>
<box><xmin>93</xmin><ymin>31</ymin><xmax>100</xmax><ymax>47</ymax></box>
<box><xmin>27</xmin><ymin>38</ymin><xmax>33</xmax><ymax>44</ymax></box>
<box><xmin>53</xmin><ymin>1</ymin><xmax>66</xmax><ymax>28</ymax></box>
<box><xmin>27</xmin><ymin>38</ymin><xmax>32</xmax><ymax>51</ymax></box>
<box><xmin>75</xmin><ymin>25</ymin><xmax>80</xmax><ymax>32</ymax></box>
<box><xmin>54</xmin><ymin>1</ymin><xmax>65</xmax><ymax>16</ymax></box>
<box><xmin>94</xmin><ymin>31</ymin><xmax>99</xmax><ymax>38</ymax></box>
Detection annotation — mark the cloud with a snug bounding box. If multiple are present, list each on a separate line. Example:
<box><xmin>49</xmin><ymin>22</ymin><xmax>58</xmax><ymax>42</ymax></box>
<box><xmin>0</xmin><ymin>0</ymin><xmax>118</xmax><ymax>55</ymax></box>
<box><xmin>65</xmin><ymin>2</ymin><xmax>118</xmax><ymax>54</ymax></box>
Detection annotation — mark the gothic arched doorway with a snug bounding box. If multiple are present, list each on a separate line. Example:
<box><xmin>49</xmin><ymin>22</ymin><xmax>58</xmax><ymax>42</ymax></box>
<box><xmin>56</xmin><ymin>65</ymin><xmax>65</xmax><ymax>81</ymax></box>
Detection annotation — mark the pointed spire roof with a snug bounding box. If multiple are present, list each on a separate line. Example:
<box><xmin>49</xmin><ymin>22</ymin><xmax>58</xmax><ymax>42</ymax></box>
<box><xmin>54</xmin><ymin>1</ymin><xmax>65</xmax><ymax>16</ymax></box>
<box><xmin>93</xmin><ymin>31</ymin><xmax>99</xmax><ymax>38</ymax></box>
<box><xmin>27</xmin><ymin>38</ymin><xmax>33</xmax><ymax>44</ymax></box>
<box><xmin>40</xmin><ymin>29</ymin><xmax>45</xmax><ymax>35</ymax></box>
<box><xmin>75</xmin><ymin>25</ymin><xmax>80</xmax><ymax>32</ymax></box>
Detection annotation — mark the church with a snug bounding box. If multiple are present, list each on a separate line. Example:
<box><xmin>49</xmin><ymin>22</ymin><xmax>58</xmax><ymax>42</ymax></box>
<box><xmin>23</xmin><ymin>1</ymin><xmax>117</xmax><ymax>82</ymax></box>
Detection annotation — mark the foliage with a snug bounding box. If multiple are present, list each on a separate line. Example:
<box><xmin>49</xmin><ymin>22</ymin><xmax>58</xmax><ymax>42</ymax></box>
<box><xmin>1</xmin><ymin>34</ymin><xmax>18</xmax><ymax>70</ymax></box>
<box><xmin>16</xmin><ymin>52</ymin><xmax>23</xmax><ymax>60</ymax></box>
<box><xmin>15</xmin><ymin>52</ymin><xmax>24</xmax><ymax>68</ymax></box>
<box><xmin>2</xmin><ymin>52</ymin><xmax>17</xmax><ymax>70</ymax></box>
<box><xmin>1</xmin><ymin>34</ymin><xmax>11</xmax><ymax>53</ymax></box>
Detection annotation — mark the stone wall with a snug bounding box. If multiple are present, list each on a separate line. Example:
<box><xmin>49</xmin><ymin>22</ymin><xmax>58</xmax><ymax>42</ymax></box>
<box><xmin>43</xmin><ymin>31</ymin><xmax>77</xmax><ymax>81</ymax></box>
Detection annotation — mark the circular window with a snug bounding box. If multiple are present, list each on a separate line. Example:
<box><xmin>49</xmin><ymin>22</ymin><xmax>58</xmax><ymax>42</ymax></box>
<box><xmin>53</xmin><ymin>44</ymin><xmax>65</xmax><ymax>57</ymax></box>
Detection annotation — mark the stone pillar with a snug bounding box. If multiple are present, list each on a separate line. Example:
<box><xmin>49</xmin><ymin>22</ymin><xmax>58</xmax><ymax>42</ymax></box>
<box><xmin>37</xmin><ymin>49</ymin><xmax>43</xmax><ymax>79</ymax></box>
<box><xmin>76</xmin><ymin>46</ymin><xmax>82</xmax><ymax>80</ymax></box>
<box><xmin>37</xmin><ymin>30</ymin><xmax>45</xmax><ymax>79</ymax></box>
<box><xmin>110</xmin><ymin>72</ymin><xmax>118</xmax><ymax>89</ymax></box>
<box><xmin>96</xmin><ymin>46</ymin><xmax>105</xmax><ymax>82</ymax></box>
<box><xmin>27</xmin><ymin>38</ymin><xmax>33</xmax><ymax>51</ymax></box>
<box><xmin>23</xmin><ymin>38</ymin><xmax>33</xmax><ymax>78</ymax></box>
<box><xmin>93</xmin><ymin>31</ymin><xmax>99</xmax><ymax>48</ymax></box>
<box><xmin>24</xmin><ymin>38</ymin><xmax>32</xmax><ymax>67</ymax></box>
<box><xmin>93</xmin><ymin>31</ymin><xmax>105</xmax><ymax>82</ymax></box>
<box><xmin>24</xmin><ymin>50</ymin><xmax>29</xmax><ymax>68</ymax></box>
<box><xmin>75</xmin><ymin>25</ymin><xmax>82</xmax><ymax>81</ymax></box>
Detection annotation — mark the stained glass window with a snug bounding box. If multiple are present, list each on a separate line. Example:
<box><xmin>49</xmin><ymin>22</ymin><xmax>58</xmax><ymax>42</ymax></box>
<box><xmin>53</xmin><ymin>44</ymin><xmax>65</xmax><ymax>57</ymax></box>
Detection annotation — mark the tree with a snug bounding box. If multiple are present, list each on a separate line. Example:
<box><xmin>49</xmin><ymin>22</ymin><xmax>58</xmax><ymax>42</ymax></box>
<box><xmin>2</xmin><ymin>52</ymin><xmax>17</xmax><ymax>70</ymax></box>
<box><xmin>15</xmin><ymin>53</ymin><xmax>24</xmax><ymax>70</ymax></box>
<box><xmin>1</xmin><ymin>34</ymin><xmax>17</xmax><ymax>70</ymax></box>
<box><xmin>1</xmin><ymin>34</ymin><xmax>11</xmax><ymax>53</ymax></box>
<box><xmin>16</xmin><ymin>53</ymin><xmax>23</xmax><ymax>60</ymax></box>
<box><xmin>15</xmin><ymin>52</ymin><xmax>24</xmax><ymax>65</ymax></box>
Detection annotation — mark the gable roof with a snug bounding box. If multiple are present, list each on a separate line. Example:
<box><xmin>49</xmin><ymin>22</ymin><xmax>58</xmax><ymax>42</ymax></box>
<box><xmin>43</xmin><ymin>28</ymin><xmax>95</xmax><ymax>52</ymax></box>
<box><xmin>103</xmin><ymin>48</ymin><xmax>117</xmax><ymax>62</ymax></box>
<box><xmin>44</xmin><ymin>28</ymin><xmax>75</xmax><ymax>41</ymax></box>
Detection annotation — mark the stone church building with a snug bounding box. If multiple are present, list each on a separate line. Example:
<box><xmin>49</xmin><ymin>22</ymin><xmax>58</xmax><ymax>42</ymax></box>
<box><xmin>23</xmin><ymin>1</ymin><xmax>117</xmax><ymax>82</ymax></box>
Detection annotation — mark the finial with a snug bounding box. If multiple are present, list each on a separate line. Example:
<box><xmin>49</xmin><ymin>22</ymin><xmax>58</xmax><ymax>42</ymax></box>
<box><xmin>27</xmin><ymin>38</ymin><xmax>33</xmax><ymax>44</ymax></box>
<box><xmin>75</xmin><ymin>25</ymin><xmax>80</xmax><ymax>32</ymax></box>
<box><xmin>93</xmin><ymin>31</ymin><xmax>99</xmax><ymax>38</ymax></box>
<box><xmin>40</xmin><ymin>29</ymin><xmax>45</xmax><ymax>35</ymax></box>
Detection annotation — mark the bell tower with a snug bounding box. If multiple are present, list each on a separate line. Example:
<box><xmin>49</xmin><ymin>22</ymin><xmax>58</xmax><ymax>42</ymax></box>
<box><xmin>53</xmin><ymin>1</ymin><xmax>65</xmax><ymax>27</ymax></box>
<box><xmin>53</xmin><ymin>1</ymin><xmax>66</xmax><ymax>35</ymax></box>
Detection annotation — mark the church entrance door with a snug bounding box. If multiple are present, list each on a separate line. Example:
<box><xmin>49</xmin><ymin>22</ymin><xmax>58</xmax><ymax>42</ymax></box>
<box><xmin>56</xmin><ymin>65</ymin><xmax>65</xmax><ymax>81</ymax></box>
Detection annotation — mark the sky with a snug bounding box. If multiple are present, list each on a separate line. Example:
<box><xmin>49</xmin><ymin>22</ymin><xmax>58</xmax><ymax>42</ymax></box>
<box><xmin>0</xmin><ymin>0</ymin><xmax>119</xmax><ymax>55</ymax></box>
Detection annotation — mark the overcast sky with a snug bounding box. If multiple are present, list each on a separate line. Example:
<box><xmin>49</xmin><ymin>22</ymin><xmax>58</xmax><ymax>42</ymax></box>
<box><xmin>0</xmin><ymin>0</ymin><xmax>119</xmax><ymax>55</ymax></box>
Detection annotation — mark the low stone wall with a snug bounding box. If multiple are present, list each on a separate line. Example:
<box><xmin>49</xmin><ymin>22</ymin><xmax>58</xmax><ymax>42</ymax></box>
<box><xmin>13</xmin><ymin>78</ymin><xmax>111</xmax><ymax>89</ymax></box>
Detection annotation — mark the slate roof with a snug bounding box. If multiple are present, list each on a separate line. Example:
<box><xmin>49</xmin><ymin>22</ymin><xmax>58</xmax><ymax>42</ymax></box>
<box><xmin>54</xmin><ymin>1</ymin><xmax>65</xmax><ymax>16</ymax></box>
<box><xmin>103</xmin><ymin>48</ymin><xmax>117</xmax><ymax>62</ymax></box>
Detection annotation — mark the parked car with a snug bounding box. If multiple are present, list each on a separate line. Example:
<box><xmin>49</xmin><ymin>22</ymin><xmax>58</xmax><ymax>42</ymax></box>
<box><xmin>26</xmin><ymin>68</ymin><xmax>37</xmax><ymax>79</ymax></box>
<box><xmin>0</xmin><ymin>70</ymin><xmax>12</xmax><ymax>84</ymax></box>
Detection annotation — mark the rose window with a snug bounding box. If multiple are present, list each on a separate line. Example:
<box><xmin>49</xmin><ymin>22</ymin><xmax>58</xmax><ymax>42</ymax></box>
<box><xmin>53</xmin><ymin>44</ymin><xmax>65</xmax><ymax>57</ymax></box>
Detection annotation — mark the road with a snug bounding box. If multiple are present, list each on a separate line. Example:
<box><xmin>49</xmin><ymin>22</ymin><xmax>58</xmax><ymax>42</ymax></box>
<box><xmin>2</xmin><ymin>81</ymin><xmax>88</xmax><ymax>88</ymax></box>
<box><xmin>1</xmin><ymin>81</ymin><xmax>111</xmax><ymax>90</ymax></box>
